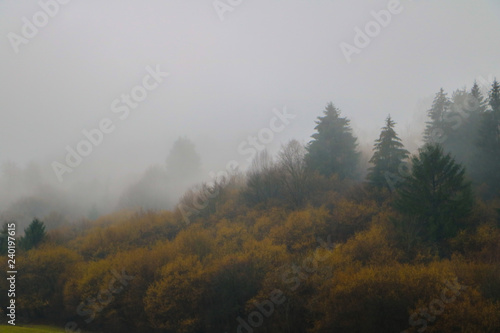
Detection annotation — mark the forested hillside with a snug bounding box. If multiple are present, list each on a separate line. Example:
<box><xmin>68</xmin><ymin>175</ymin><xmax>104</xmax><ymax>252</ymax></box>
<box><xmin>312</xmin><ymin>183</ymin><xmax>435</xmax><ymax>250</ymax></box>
<box><xmin>1</xmin><ymin>81</ymin><xmax>500</xmax><ymax>333</ymax></box>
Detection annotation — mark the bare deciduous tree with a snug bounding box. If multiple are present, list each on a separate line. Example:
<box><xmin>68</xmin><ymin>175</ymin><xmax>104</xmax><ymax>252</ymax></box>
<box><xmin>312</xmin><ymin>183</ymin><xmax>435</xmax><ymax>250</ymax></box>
<box><xmin>278</xmin><ymin>140</ymin><xmax>309</xmax><ymax>208</ymax></box>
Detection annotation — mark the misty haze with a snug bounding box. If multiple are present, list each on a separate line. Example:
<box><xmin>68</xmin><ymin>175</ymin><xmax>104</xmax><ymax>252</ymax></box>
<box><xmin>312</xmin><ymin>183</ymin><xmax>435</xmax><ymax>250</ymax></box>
<box><xmin>1</xmin><ymin>0</ymin><xmax>500</xmax><ymax>332</ymax></box>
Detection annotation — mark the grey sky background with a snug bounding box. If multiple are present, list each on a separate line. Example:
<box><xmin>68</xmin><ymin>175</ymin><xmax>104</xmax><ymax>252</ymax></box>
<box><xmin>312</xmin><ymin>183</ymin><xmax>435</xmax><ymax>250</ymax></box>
<box><xmin>1</xmin><ymin>0</ymin><xmax>500</xmax><ymax>186</ymax></box>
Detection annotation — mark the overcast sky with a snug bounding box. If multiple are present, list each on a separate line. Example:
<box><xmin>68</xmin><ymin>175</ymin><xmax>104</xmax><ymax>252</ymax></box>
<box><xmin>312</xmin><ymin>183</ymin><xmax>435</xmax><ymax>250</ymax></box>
<box><xmin>1</xmin><ymin>0</ymin><xmax>500</xmax><ymax>184</ymax></box>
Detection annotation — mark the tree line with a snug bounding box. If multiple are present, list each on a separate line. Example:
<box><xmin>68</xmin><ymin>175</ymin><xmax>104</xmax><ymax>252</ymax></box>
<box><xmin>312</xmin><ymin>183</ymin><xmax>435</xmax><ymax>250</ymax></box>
<box><xmin>0</xmin><ymin>80</ymin><xmax>499</xmax><ymax>332</ymax></box>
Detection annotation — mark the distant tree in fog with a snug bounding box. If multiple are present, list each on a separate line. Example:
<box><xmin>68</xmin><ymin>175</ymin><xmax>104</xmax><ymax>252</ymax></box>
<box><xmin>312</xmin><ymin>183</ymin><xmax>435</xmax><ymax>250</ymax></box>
<box><xmin>117</xmin><ymin>165</ymin><xmax>172</xmax><ymax>210</ymax></box>
<box><xmin>166</xmin><ymin>137</ymin><xmax>202</xmax><ymax>179</ymax></box>
<box><xmin>442</xmin><ymin>86</ymin><xmax>484</xmax><ymax>181</ymax></box>
<box><xmin>423</xmin><ymin>88</ymin><xmax>452</xmax><ymax>143</ymax></box>
<box><xmin>477</xmin><ymin>79</ymin><xmax>500</xmax><ymax>197</ymax></box>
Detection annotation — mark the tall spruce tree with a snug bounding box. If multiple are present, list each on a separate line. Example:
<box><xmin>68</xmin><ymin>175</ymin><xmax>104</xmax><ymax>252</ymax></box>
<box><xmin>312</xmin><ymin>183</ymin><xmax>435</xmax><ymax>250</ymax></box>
<box><xmin>443</xmin><ymin>90</ymin><xmax>477</xmax><ymax>163</ymax></box>
<box><xmin>395</xmin><ymin>144</ymin><xmax>473</xmax><ymax>247</ymax></box>
<box><xmin>470</xmin><ymin>81</ymin><xmax>488</xmax><ymax>113</ymax></box>
<box><xmin>489</xmin><ymin>79</ymin><xmax>500</xmax><ymax>113</ymax></box>
<box><xmin>477</xmin><ymin>79</ymin><xmax>500</xmax><ymax>197</ymax></box>
<box><xmin>478</xmin><ymin>80</ymin><xmax>500</xmax><ymax>149</ymax></box>
<box><xmin>0</xmin><ymin>223</ymin><xmax>9</xmax><ymax>255</ymax></box>
<box><xmin>367</xmin><ymin>115</ymin><xmax>409</xmax><ymax>190</ymax></box>
<box><xmin>423</xmin><ymin>88</ymin><xmax>452</xmax><ymax>143</ymax></box>
<box><xmin>442</xmin><ymin>84</ymin><xmax>486</xmax><ymax>182</ymax></box>
<box><xmin>19</xmin><ymin>218</ymin><xmax>46</xmax><ymax>251</ymax></box>
<box><xmin>306</xmin><ymin>102</ymin><xmax>359</xmax><ymax>179</ymax></box>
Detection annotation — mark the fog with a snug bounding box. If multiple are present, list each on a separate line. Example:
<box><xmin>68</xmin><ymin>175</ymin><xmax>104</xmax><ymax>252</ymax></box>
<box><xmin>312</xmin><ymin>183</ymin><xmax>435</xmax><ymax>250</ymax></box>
<box><xmin>1</xmin><ymin>0</ymin><xmax>500</xmax><ymax>229</ymax></box>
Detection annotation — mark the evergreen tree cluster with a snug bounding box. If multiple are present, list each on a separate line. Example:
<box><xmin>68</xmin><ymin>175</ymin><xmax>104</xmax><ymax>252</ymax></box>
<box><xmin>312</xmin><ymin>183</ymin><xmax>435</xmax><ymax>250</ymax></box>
<box><xmin>423</xmin><ymin>80</ymin><xmax>500</xmax><ymax>197</ymax></box>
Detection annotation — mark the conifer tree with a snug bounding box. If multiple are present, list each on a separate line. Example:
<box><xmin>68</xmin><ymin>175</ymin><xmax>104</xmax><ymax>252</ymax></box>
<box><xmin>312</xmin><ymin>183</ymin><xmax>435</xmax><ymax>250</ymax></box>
<box><xmin>306</xmin><ymin>102</ymin><xmax>359</xmax><ymax>179</ymax></box>
<box><xmin>0</xmin><ymin>223</ymin><xmax>9</xmax><ymax>255</ymax></box>
<box><xmin>470</xmin><ymin>81</ymin><xmax>488</xmax><ymax>113</ymax></box>
<box><xmin>442</xmin><ymin>84</ymin><xmax>485</xmax><ymax>181</ymax></box>
<box><xmin>423</xmin><ymin>88</ymin><xmax>451</xmax><ymax>143</ymax></box>
<box><xmin>19</xmin><ymin>218</ymin><xmax>46</xmax><ymax>251</ymax></box>
<box><xmin>395</xmin><ymin>144</ymin><xmax>473</xmax><ymax>246</ymax></box>
<box><xmin>477</xmin><ymin>79</ymin><xmax>500</xmax><ymax>196</ymax></box>
<box><xmin>367</xmin><ymin>115</ymin><xmax>409</xmax><ymax>190</ymax></box>
<box><xmin>489</xmin><ymin>79</ymin><xmax>500</xmax><ymax>114</ymax></box>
